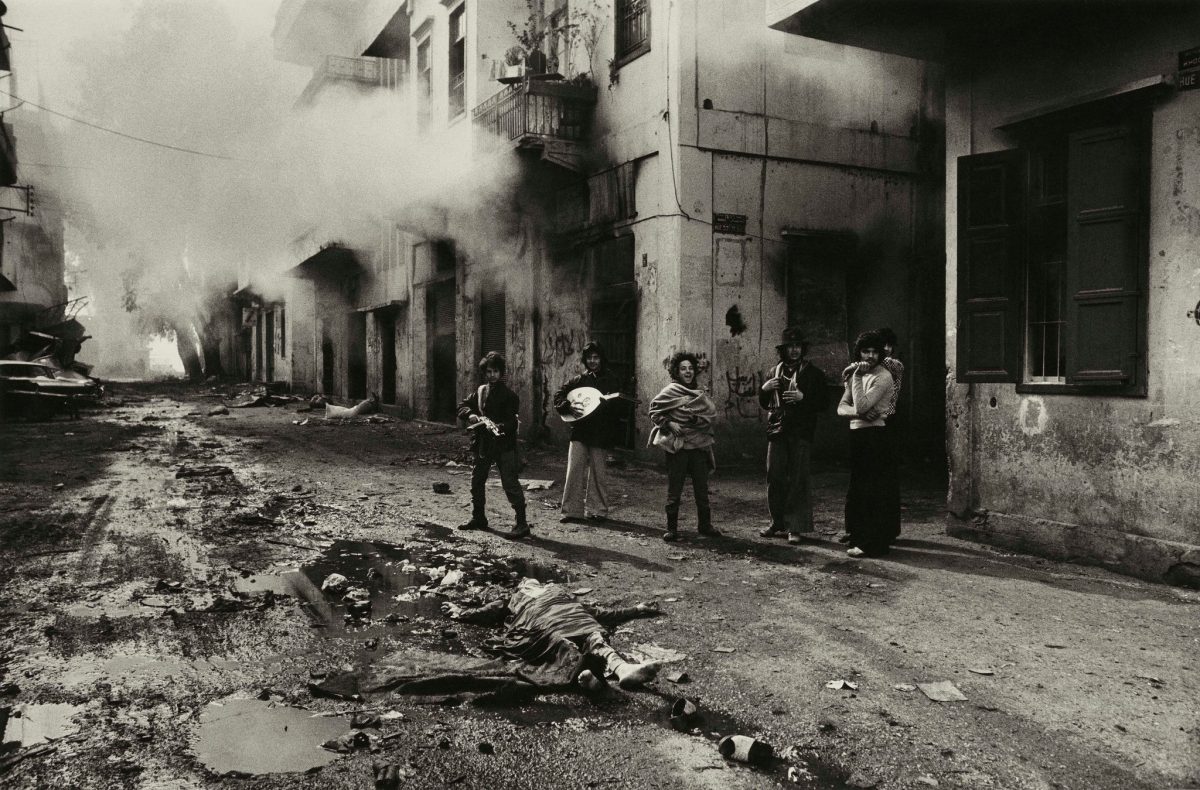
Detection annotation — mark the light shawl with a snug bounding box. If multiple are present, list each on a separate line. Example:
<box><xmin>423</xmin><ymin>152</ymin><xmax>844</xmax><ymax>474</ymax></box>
<box><xmin>647</xmin><ymin>382</ymin><xmax>717</xmax><ymax>453</ymax></box>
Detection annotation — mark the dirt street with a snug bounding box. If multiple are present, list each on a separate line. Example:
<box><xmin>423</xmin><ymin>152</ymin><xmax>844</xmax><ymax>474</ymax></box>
<box><xmin>1</xmin><ymin>384</ymin><xmax>1197</xmax><ymax>790</ymax></box>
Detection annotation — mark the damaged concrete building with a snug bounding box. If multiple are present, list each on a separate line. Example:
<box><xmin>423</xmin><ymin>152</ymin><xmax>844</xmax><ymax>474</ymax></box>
<box><xmin>773</xmin><ymin>0</ymin><xmax>1200</xmax><ymax>584</ymax></box>
<box><xmin>266</xmin><ymin>0</ymin><xmax>945</xmax><ymax>466</ymax></box>
<box><xmin>0</xmin><ymin>27</ymin><xmax>70</xmax><ymax>357</ymax></box>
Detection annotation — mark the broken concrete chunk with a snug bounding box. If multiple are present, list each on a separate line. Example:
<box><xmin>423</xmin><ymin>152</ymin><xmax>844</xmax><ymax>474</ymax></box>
<box><xmin>825</xmin><ymin>680</ymin><xmax>859</xmax><ymax>691</ymax></box>
<box><xmin>917</xmin><ymin>681</ymin><xmax>967</xmax><ymax>702</ymax></box>
<box><xmin>321</xmin><ymin>573</ymin><xmax>350</xmax><ymax>594</ymax></box>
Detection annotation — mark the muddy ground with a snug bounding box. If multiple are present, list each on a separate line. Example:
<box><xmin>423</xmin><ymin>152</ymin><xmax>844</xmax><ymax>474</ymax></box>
<box><xmin>1</xmin><ymin>382</ymin><xmax>1197</xmax><ymax>790</ymax></box>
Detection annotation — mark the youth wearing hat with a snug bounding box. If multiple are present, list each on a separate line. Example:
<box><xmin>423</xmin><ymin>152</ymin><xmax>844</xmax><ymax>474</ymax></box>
<box><xmin>758</xmin><ymin>327</ymin><xmax>829</xmax><ymax>543</ymax></box>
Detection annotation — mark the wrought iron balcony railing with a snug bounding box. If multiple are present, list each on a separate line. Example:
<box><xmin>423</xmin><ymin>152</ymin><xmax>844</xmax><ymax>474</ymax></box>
<box><xmin>471</xmin><ymin>79</ymin><xmax>597</xmax><ymax>144</ymax></box>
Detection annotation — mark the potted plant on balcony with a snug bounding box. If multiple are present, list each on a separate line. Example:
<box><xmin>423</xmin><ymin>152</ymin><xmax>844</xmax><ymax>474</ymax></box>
<box><xmin>497</xmin><ymin>5</ymin><xmax>554</xmax><ymax>83</ymax></box>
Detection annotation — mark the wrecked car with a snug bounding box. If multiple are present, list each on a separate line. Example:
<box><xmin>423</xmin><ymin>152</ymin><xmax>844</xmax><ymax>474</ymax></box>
<box><xmin>0</xmin><ymin>360</ymin><xmax>102</xmax><ymax>420</ymax></box>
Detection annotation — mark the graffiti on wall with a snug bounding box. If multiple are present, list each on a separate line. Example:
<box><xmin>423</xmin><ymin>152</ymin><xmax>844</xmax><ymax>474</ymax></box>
<box><xmin>724</xmin><ymin>367</ymin><xmax>765</xmax><ymax>421</ymax></box>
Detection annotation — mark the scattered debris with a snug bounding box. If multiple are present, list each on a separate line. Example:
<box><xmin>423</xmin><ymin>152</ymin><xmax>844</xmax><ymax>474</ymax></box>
<box><xmin>917</xmin><ymin>681</ymin><xmax>967</xmax><ymax>702</ymax></box>
<box><xmin>571</xmin><ymin>588</ymin><xmax>593</xmax><ymax>596</ymax></box>
<box><xmin>325</xmin><ymin>394</ymin><xmax>380</xmax><ymax>420</ymax></box>
<box><xmin>1134</xmin><ymin>673</ymin><xmax>1164</xmax><ymax>685</ymax></box>
<box><xmin>432</xmin><ymin>482</ymin><xmax>451</xmax><ymax>494</ymax></box>
<box><xmin>292</xmin><ymin>418</ymin><xmax>309</xmax><ymax>426</ymax></box>
<box><xmin>717</xmin><ymin>734</ymin><xmax>773</xmax><ymax>765</ymax></box>
<box><xmin>175</xmin><ymin>465</ymin><xmax>234</xmax><ymax>479</ymax></box>
<box><xmin>846</xmin><ymin>770</ymin><xmax>879</xmax><ymax>788</ymax></box>
<box><xmin>1044</xmin><ymin>643</ymin><xmax>1067</xmax><ymax>649</ymax></box>
<box><xmin>825</xmin><ymin>680</ymin><xmax>859</xmax><ymax>691</ymax></box>
<box><xmin>967</xmin><ymin>668</ymin><xmax>995</xmax><ymax>676</ymax></box>
<box><xmin>207</xmin><ymin>406</ymin><xmax>229</xmax><ymax>416</ymax></box>
<box><xmin>351</xmin><ymin>712</ymin><xmax>381</xmax><ymax>729</ymax></box>
<box><xmin>322</xmin><ymin>729</ymin><xmax>372</xmax><ymax>753</ymax></box>
<box><xmin>665</xmin><ymin>671</ymin><xmax>690</xmax><ymax>684</ymax></box>
<box><xmin>893</xmin><ymin>684</ymin><xmax>916</xmax><ymax>692</ymax></box>
<box><xmin>915</xmin><ymin>776</ymin><xmax>939</xmax><ymax>787</ymax></box>
<box><xmin>308</xmin><ymin>672</ymin><xmax>363</xmax><ymax>702</ymax></box>
<box><xmin>712</xmin><ymin>646</ymin><xmax>736</xmax><ymax>654</ymax></box>
<box><xmin>669</xmin><ymin>698</ymin><xmax>701</xmax><ymax>731</ymax></box>
<box><xmin>321</xmin><ymin>573</ymin><xmax>350</xmax><ymax>594</ymax></box>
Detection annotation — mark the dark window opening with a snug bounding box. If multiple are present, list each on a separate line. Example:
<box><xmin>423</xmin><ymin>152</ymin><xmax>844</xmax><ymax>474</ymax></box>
<box><xmin>589</xmin><ymin>234</ymin><xmax>637</xmax><ymax>450</ymax></box>
<box><xmin>479</xmin><ymin>286</ymin><xmax>506</xmax><ymax>359</ymax></box>
<box><xmin>417</xmin><ymin>38</ymin><xmax>432</xmax><ymax>131</ymax></box>
<box><xmin>434</xmin><ymin>239</ymin><xmax>456</xmax><ymax>276</ymax></box>
<box><xmin>278</xmin><ymin>306</ymin><xmax>287</xmax><ymax>358</ymax></box>
<box><xmin>448</xmin><ymin>5</ymin><xmax>466</xmax><ymax>119</ymax></box>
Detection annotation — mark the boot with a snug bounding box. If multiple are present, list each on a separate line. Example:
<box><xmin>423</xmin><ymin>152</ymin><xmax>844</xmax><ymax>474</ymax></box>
<box><xmin>663</xmin><ymin>509</ymin><xmax>679</xmax><ymax>542</ymax></box>
<box><xmin>697</xmin><ymin>507</ymin><xmax>720</xmax><ymax>537</ymax></box>
<box><xmin>509</xmin><ymin>507</ymin><xmax>530</xmax><ymax>538</ymax></box>
<box><xmin>458</xmin><ymin>509</ymin><xmax>488</xmax><ymax>530</ymax></box>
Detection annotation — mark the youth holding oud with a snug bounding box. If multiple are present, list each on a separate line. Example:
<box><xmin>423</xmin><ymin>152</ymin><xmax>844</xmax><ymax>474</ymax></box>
<box><xmin>553</xmin><ymin>342</ymin><xmax>625</xmax><ymax>523</ymax></box>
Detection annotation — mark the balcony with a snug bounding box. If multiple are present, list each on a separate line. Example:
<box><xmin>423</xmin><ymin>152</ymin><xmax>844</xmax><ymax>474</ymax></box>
<box><xmin>297</xmin><ymin>55</ymin><xmax>406</xmax><ymax>105</ymax></box>
<box><xmin>472</xmin><ymin>79</ymin><xmax>597</xmax><ymax>150</ymax></box>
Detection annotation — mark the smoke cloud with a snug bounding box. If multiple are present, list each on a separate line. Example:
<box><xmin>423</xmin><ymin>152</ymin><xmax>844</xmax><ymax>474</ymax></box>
<box><xmin>11</xmin><ymin>0</ymin><xmax>522</xmax><ymax>376</ymax></box>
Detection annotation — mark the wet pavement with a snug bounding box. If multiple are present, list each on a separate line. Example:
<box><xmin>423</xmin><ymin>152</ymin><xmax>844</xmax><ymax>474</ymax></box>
<box><xmin>1</xmin><ymin>384</ymin><xmax>1198</xmax><ymax>789</ymax></box>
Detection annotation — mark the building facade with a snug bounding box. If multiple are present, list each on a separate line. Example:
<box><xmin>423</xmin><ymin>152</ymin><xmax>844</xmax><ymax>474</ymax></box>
<box><xmin>772</xmin><ymin>0</ymin><xmax>1200</xmax><ymax>584</ymax></box>
<box><xmin>269</xmin><ymin>0</ymin><xmax>945</xmax><ymax>466</ymax></box>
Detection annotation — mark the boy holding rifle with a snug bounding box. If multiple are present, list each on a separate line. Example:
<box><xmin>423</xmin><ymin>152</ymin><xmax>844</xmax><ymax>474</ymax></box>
<box><xmin>457</xmin><ymin>352</ymin><xmax>529</xmax><ymax>537</ymax></box>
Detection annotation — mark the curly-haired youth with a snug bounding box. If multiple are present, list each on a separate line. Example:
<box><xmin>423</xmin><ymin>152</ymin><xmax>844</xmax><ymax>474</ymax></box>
<box><xmin>668</xmin><ymin>351</ymin><xmax>702</xmax><ymax>385</ymax></box>
<box><xmin>478</xmin><ymin>351</ymin><xmax>507</xmax><ymax>375</ymax></box>
<box><xmin>853</xmin><ymin>330</ymin><xmax>887</xmax><ymax>360</ymax></box>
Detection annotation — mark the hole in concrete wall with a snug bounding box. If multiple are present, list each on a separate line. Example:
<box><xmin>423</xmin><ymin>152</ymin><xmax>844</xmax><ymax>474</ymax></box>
<box><xmin>702</xmin><ymin>98</ymin><xmax>713</xmax><ymax>109</ymax></box>
<box><xmin>989</xmin><ymin>397</ymin><xmax>997</xmax><ymax>408</ymax></box>
<box><xmin>725</xmin><ymin>305</ymin><xmax>747</xmax><ymax>337</ymax></box>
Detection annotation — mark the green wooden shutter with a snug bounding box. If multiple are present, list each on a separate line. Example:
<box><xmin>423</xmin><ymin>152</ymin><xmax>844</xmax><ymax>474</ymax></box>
<box><xmin>956</xmin><ymin>150</ymin><xmax>1025</xmax><ymax>382</ymax></box>
<box><xmin>1065</xmin><ymin>123</ymin><xmax>1143</xmax><ymax>387</ymax></box>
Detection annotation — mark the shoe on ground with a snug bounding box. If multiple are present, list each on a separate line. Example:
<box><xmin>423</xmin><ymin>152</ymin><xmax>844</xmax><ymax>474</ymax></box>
<box><xmin>587</xmin><ymin>513</ymin><xmax>608</xmax><ymax>522</ymax></box>
<box><xmin>787</xmin><ymin>533</ymin><xmax>809</xmax><ymax>545</ymax></box>
<box><xmin>698</xmin><ymin>527</ymin><xmax>722</xmax><ymax>537</ymax></box>
<box><xmin>457</xmin><ymin>520</ymin><xmax>487</xmax><ymax>531</ymax></box>
<box><xmin>759</xmin><ymin>526</ymin><xmax>787</xmax><ymax>538</ymax></box>
<box><xmin>836</xmin><ymin>533</ymin><xmax>853</xmax><ymax>544</ymax></box>
<box><xmin>846</xmin><ymin>547</ymin><xmax>866</xmax><ymax>558</ymax></box>
<box><xmin>662</xmin><ymin>531</ymin><xmax>679</xmax><ymax>542</ymax></box>
<box><xmin>560</xmin><ymin>515</ymin><xmax>586</xmax><ymax>524</ymax></box>
<box><xmin>509</xmin><ymin>524</ymin><xmax>532</xmax><ymax>538</ymax></box>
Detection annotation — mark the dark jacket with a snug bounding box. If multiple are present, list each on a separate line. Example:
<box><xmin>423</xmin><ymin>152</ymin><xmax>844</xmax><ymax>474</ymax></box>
<box><xmin>457</xmin><ymin>381</ymin><xmax>519</xmax><ymax>454</ymax></box>
<box><xmin>553</xmin><ymin>368</ymin><xmax>623</xmax><ymax>449</ymax></box>
<box><xmin>759</xmin><ymin>360</ymin><xmax>829</xmax><ymax>441</ymax></box>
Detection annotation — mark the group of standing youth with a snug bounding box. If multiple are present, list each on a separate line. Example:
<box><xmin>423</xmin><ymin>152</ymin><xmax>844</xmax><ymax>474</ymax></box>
<box><xmin>456</xmin><ymin>329</ymin><xmax>903</xmax><ymax>558</ymax></box>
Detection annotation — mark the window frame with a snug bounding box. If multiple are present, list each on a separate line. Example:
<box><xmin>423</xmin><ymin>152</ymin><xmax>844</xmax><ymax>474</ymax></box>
<box><xmin>447</xmin><ymin>3</ymin><xmax>466</xmax><ymax>121</ymax></box>
<box><xmin>613</xmin><ymin>0</ymin><xmax>650</xmax><ymax>70</ymax></box>
<box><xmin>955</xmin><ymin>106</ymin><xmax>1151</xmax><ymax>397</ymax></box>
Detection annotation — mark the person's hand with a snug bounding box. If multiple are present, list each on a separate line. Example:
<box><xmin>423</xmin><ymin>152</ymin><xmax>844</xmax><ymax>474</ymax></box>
<box><xmin>441</xmin><ymin>602</ymin><xmax>464</xmax><ymax>619</ymax></box>
<box><xmin>780</xmin><ymin>390</ymin><xmax>804</xmax><ymax>405</ymax></box>
<box><xmin>761</xmin><ymin>377</ymin><xmax>782</xmax><ymax>392</ymax></box>
<box><xmin>467</xmin><ymin>414</ymin><xmax>480</xmax><ymax>424</ymax></box>
<box><xmin>864</xmin><ymin>408</ymin><xmax>881</xmax><ymax>421</ymax></box>
<box><xmin>665</xmin><ymin>421</ymin><xmax>682</xmax><ymax>434</ymax></box>
<box><xmin>635</xmin><ymin>601</ymin><xmax>660</xmax><ymax>614</ymax></box>
<box><xmin>853</xmin><ymin>361</ymin><xmax>872</xmax><ymax>375</ymax></box>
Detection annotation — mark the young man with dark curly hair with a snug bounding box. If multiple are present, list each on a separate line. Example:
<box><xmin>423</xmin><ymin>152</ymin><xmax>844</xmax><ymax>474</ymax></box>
<box><xmin>457</xmin><ymin>352</ymin><xmax>529</xmax><ymax>537</ymax></box>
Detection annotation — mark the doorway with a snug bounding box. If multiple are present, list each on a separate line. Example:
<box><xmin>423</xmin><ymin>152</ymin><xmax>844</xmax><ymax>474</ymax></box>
<box><xmin>427</xmin><ymin>281</ymin><xmax>457</xmax><ymax>422</ymax></box>
<box><xmin>347</xmin><ymin>312</ymin><xmax>367</xmax><ymax>400</ymax></box>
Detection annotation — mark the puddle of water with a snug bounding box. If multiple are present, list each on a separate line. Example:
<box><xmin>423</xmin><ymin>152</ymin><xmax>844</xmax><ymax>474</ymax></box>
<box><xmin>2</xmin><ymin>703</ymin><xmax>83</xmax><ymax>747</ymax></box>
<box><xmin>192</xmin><ymin>698</ymin><xmax>347</xmax><ymax>776</ymax></box>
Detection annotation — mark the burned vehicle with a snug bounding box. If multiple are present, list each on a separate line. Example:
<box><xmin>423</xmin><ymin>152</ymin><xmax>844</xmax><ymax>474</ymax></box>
<box><xmin>0</xmin><ymin>359</ymin><xmax>102</xmax><ymax>420</ymax></box>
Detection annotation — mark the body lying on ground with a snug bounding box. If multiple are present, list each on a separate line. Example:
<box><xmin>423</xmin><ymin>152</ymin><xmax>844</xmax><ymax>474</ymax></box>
<box><xmin>442</xmin><ymin>577</ymin><xmax>662</xmax><ymax>690</ymax></box>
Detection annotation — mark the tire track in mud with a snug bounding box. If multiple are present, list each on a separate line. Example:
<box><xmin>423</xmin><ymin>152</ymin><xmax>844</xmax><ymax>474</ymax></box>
<box><xmin>69</xmin><ymin>492</ymin><xmax>116</xmax><ymax>584</ymax></box>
